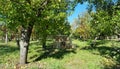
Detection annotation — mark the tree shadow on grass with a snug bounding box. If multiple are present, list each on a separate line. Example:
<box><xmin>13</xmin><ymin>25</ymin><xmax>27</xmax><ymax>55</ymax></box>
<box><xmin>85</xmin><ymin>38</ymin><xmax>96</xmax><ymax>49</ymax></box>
<box><xmin>29</xmin><ymin>41</ymin><xmax>77</xmax><ymax>62</ymax></box>
<box><xmin>30</xmin><ymin>41</ymin><xmax>40</xmax><ymax>46</ymax></box>
<box><xmin>81</xmin><ymin>46</ymin><xmax>120</xmax><ymax>69</ymax></box>
<box><xmin>0</xmin><ymin>44</ymin><xmax>19</xmax><ymax>56</ymax></box>
<box><xmin>87</xmin><ymin>40</ymin><xmax>110</xmax><ymax>47</ymax></box>
<box><xmin>33</xmin><ymin>47</ymin><xmax>76</xmax><ymax>62</ymax></box>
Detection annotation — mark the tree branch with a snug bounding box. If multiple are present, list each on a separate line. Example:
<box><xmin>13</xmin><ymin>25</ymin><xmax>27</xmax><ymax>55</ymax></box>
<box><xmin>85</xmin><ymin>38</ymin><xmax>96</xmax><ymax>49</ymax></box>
<box><xmin>37</xmin><ymin>0</ymin><xmax>51</xmax><ymax>17</ymax></box>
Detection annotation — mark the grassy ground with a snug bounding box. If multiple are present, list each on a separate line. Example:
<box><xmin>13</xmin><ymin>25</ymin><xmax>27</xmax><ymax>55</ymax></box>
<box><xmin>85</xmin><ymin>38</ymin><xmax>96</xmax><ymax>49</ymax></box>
<box><xmin>0</xmin><ymin>39</ymin><xmax>120</xmax><ymax>69</ymax></box>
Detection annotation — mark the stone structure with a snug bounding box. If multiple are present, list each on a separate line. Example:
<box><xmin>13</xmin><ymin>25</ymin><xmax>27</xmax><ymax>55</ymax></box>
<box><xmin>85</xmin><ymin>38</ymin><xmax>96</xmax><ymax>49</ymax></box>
<box><xmin>53</xmin><ymin>35</ymin><xmax>73</xmax><ymax>49</ymax></box>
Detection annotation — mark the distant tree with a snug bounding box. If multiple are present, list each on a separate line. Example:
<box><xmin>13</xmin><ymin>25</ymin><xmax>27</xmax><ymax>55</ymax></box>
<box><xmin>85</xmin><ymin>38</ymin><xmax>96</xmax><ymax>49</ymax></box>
<box><xmin>89</xmin><ymin>1</ymin><xmax>120</xmax><ymax>40</ymax></box>
<box><xmin>72</xmin><ymin>12</ymin><xmax>92</xmax><ymax>40</ymax></box>
<box><xmin>0</xmin><ymin>21</ymin><xmax>9</xmax><ymax>43</ymax></box>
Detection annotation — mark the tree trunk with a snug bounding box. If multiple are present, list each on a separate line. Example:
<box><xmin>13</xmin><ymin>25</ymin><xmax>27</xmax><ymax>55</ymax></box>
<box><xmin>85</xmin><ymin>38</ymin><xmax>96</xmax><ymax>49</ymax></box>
<box><xmin>20</xmin><ymin>40</ymin><xmax>29</xmax><ymax>64</ymax></box>
<box><xmin>16</xmin><ymin>34</ymin><xmax>20</xmax><ymax>48</ymax></box>
<box><xmin>42</xmin><ymin>40</ymin><xmax>46</xmax><ymax>49</ymax></box>
<box><xmin>19</xmin><ymin>25</ymin><xmax>33</xmax><ymax>65</ymax></box>
<box><xmin>117</xmin><ymin>34</ymin><xmax>120</xmax><ymax>41</ymax></box>
<box><xmin>5</xmin><ymin>32</ymin><xmax>8</xmax><ymax>44</ymax></box>
<box><xmin>42</xmin><ymin>35</ymin><xmax>47</xmax><ymax>49</ymax></box>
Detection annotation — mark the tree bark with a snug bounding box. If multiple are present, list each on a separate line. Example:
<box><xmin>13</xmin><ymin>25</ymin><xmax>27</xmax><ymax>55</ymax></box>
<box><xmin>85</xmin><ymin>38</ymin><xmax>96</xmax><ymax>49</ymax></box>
<box><xmin>19</xmin><ymin>25</ymin><xmax>33</xmax><ymax>65</ymax></box>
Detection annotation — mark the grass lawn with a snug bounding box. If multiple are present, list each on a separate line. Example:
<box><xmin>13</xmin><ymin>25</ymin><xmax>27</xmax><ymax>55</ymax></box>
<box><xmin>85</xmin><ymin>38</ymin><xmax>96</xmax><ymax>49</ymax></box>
<box><xmin>0</xmin><ymin>39</ymin><xmax>120</xmax><ymax>69</ymax></box>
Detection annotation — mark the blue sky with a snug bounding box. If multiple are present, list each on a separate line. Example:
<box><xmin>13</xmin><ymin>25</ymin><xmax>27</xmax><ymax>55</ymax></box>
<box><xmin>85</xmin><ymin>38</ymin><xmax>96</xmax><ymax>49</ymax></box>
<box><xmin>67</xmin><ymin>2</ymin><xmax>88</xmax><ymax>24</ymax></box>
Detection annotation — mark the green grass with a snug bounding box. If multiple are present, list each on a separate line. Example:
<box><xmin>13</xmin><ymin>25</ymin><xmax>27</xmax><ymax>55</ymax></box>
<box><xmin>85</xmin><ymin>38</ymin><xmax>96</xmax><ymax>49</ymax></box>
<box><xmin>0</xmin><ymin>40</ymin><xmax>120</xmax><ymax>69</ymax></box>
